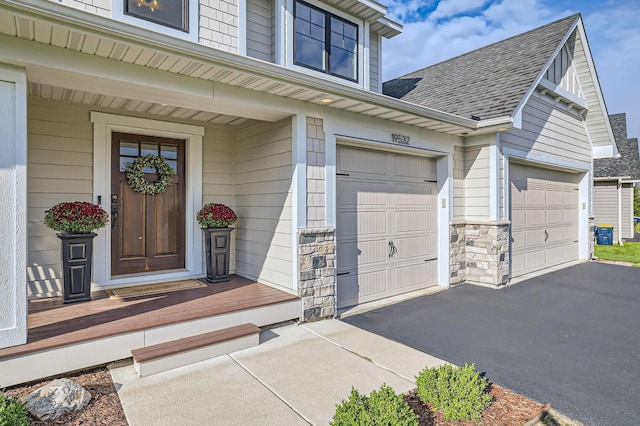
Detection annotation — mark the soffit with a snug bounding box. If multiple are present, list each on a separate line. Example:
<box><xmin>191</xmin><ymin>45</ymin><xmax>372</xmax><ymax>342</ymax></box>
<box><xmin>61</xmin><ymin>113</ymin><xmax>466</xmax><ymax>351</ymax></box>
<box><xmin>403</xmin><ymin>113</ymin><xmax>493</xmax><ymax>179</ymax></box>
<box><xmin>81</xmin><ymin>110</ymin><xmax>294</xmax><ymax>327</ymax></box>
<box><xmin>0</xmin><ymin>2</ymin><xmax>480</xmax><ymax>136</ymax></box>
<box><xmin>29</xmin><ymin>82</ymin><xmax>251</xmax><ymax>125</ymax></box>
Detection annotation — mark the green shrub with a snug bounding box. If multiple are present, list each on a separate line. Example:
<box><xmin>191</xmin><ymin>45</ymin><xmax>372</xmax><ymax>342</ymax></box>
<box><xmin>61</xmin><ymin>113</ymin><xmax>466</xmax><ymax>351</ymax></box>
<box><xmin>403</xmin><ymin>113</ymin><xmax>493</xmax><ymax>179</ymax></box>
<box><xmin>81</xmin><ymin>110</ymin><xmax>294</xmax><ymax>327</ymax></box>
<box><xmin>331</xmin><ymin>384</ymin><xmax>418</xmax><ymax>426</ymax></box>
<box><xmin>0</xmin><ymin>393</ymin><xmax>30</xmax><ymax>426</ymax></box>
<box><xmin>416</xmin><ymin>363</ymin><xmax>492</xmax><ymax>422</ymax></box>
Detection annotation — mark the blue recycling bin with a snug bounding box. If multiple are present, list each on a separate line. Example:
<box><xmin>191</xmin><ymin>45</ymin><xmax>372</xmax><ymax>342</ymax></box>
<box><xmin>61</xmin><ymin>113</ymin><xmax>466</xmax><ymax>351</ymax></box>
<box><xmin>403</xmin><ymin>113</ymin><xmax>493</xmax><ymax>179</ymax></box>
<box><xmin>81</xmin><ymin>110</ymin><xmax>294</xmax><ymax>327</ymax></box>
<box><xmin>596</xmin><ymin>225</ymin><xmax>613</xmax><ymax>245</ymax></box>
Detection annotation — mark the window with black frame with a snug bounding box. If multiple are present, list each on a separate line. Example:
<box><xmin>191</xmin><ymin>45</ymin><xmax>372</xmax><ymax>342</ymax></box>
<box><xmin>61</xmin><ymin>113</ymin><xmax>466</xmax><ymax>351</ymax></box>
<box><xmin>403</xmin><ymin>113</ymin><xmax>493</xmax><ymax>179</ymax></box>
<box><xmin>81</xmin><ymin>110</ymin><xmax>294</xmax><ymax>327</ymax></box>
<box><xmin>124</xmin><ymin>0</ymin><xmax>189</xmax><ymax>32</ymax></box>
<box><xmin>294</xmin><ymin>0</ymin><xmax>358</xmax><ymax>81</ymax></box>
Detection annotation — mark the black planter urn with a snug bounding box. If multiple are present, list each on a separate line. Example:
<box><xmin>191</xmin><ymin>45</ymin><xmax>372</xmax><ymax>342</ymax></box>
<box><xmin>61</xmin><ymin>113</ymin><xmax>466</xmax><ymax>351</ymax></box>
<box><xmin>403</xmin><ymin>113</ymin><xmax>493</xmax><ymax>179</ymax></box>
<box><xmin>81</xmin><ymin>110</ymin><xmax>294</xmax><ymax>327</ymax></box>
<box><xmin>57</xmin><ymin>232</ymin><xmax>97</xmax><ymax>304</ymax></box>
<box><xmin>203</xmin><ymin>227</ymin><xmax>233</xmax><ymax>283</ymax></box>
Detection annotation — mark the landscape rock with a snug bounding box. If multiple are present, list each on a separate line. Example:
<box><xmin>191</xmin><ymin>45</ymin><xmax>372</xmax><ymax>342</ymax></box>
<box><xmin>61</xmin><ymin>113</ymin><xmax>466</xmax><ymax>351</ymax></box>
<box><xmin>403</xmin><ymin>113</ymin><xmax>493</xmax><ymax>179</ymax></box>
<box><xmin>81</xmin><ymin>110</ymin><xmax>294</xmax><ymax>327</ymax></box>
<box><xmin>24</xmin><ymin>378</ymin><xmax>91</xmax><ymax>421</ymax></box>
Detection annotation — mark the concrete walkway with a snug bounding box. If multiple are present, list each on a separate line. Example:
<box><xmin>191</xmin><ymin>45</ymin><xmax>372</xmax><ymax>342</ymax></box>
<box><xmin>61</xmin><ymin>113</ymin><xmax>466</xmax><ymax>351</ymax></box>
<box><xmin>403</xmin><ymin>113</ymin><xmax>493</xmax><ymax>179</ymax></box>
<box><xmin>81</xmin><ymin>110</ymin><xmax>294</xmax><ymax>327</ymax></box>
<box><xmin>109</xmin><ymin>320</ymin><xmax>446</xmax><ymax>425</ymax></box>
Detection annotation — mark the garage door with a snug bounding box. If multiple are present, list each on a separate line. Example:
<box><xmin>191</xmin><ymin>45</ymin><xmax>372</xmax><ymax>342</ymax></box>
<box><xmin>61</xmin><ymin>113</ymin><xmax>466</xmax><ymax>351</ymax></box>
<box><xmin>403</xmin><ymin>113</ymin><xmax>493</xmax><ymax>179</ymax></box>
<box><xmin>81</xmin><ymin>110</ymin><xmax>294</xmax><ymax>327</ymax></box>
<box><xmin>510</xmin><ymin>163</ymin><xmax>579</xmax><ymax>277</ymax></box>
<box><xmin>336</xmin><ymin>146</ymin><xmax>438</xmax><ymax>309</ymax></box>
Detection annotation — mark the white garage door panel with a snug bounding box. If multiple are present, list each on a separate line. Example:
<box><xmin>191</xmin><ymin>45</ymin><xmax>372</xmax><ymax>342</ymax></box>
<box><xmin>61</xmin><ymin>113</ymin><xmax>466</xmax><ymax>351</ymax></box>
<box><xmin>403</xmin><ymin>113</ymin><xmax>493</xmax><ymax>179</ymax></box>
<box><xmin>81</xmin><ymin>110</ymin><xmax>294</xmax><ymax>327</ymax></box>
<box><xmin>337</xmin><ymin>211</ymin><xmax>387</xmax><ymax>239</ymax></box>
<box><xmin>337</xmin><ymin>146</ymin><xmax>438</xmax><ymax>309</ymax></box>
<box><xmin>337</xmin><ymin>240</ymin><xmax>387</xmax><ymax>268</ymax></box>
<box><xmin>358</xmin><ymin>269</ymin><xmax>388</xmax><ymax>298</ymax></box>
<box><xmin>394</xmin><ymin>154</ymin><xmax>436</xmax><ymax>179</ymax></box>
<box><xmin>395</xmin><ymin>235</ymin><xmax>435</xmax><ymax>260</ymax></box>
<box><xmin>338</xmin><ymin>181</ymin><xmax>387</xmax><ymax>206</ymax></box>
<box><xmin>338</xmin><ymin>146</ymin><xmax>387</xmax><ymax>176</ymax></box>
<box><xmin>395</xmin><ymin>262</ymin><xmax>436</xmax><ymax>290</ymax></box>
<box><xmin>510</xmin><ymin>163</ymin><xmax>580</xmax><ymax>278</ymax></box>
<box><xmin>396</xmin><ymin>211</ymin><xmax>432</xmax><ymax>232</ymax></box>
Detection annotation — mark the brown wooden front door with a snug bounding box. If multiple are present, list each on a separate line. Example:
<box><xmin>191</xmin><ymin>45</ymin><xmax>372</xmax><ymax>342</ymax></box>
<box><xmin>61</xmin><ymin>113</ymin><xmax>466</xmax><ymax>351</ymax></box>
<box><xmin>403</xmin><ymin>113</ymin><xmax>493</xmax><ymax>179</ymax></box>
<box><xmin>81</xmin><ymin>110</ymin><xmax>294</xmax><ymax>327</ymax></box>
<box><xmin>111</xmin><ymin>132</ymin><xmax>186</xmax><ymax>276</ymax></box>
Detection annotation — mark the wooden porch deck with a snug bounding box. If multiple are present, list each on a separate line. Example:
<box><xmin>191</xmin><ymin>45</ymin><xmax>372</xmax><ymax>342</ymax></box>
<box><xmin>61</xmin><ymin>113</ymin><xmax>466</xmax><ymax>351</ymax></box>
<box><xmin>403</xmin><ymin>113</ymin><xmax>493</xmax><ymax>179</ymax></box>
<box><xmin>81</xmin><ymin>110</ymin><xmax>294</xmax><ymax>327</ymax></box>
<box><xmin>0</xmin><ymin>276</ymin><xmax>300</xmax><ymax>386</ymax></box>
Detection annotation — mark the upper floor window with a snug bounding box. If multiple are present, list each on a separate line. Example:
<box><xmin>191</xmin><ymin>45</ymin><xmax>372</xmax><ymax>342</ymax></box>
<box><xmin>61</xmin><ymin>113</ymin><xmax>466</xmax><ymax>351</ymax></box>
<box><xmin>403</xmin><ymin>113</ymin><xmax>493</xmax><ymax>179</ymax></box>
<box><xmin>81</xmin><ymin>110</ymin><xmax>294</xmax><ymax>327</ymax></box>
<box><xmin>124</xmin><ymin>0</ymin><xmax>189</xmax><ymax>32</ymax></box>
<box><xmin>294</xmin><ymin>0</ymin><xmax>358</xmax><ymax>82</ymax></box>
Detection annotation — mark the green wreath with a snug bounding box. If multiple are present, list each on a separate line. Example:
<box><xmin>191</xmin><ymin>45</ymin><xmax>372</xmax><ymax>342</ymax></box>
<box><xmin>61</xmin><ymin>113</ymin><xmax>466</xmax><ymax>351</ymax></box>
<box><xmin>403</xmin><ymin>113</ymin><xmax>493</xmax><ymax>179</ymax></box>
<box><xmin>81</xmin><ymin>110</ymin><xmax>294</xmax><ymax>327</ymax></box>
<box><xmin>125</xmin><ymin>154</ymin><xmax>175</xmax><ymax>195</ymax></box>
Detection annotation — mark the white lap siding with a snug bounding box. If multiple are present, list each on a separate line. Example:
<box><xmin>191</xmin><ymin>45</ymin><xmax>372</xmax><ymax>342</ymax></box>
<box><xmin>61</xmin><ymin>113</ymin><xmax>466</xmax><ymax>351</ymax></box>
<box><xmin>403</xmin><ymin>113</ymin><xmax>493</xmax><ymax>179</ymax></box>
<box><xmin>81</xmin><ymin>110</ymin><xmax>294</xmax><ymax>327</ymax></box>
<box><xmin>233</xmin><ymin>118</ymin><xmax>293</xmax><ymax>290</ymax></box>
<box><xmin>501</xmin><ymin>97</ymin><xmax>591</xmax><ymax>165</ymax></box>
<box><xmin>27</xmin><ymin>97</ymin><xmax>94</xmax><ymax>298</ymax></box>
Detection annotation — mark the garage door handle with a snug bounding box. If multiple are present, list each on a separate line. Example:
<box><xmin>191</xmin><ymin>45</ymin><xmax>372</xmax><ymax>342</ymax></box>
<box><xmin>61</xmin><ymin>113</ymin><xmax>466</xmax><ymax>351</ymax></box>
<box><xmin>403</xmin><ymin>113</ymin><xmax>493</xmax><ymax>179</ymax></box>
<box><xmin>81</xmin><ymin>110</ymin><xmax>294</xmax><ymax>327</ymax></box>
<box><xmin>388</xmin><ymin>241</ymin><xmax>397</xmax><ymax>258</ymax></box>
<box><xmin>545</xmin><ymin>230</ymin><xmax>548</xmax><ymax>242</ymax></box>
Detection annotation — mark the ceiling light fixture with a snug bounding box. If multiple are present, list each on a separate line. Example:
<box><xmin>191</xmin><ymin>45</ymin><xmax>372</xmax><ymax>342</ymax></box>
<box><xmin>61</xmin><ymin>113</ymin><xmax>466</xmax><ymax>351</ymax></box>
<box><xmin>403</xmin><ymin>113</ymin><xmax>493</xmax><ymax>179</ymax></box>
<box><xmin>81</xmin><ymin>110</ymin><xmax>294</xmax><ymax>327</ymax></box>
<box><xmin>320</xmin><ymin>98</ymin><xmax>333</xmax><ymax>104</ymax></box>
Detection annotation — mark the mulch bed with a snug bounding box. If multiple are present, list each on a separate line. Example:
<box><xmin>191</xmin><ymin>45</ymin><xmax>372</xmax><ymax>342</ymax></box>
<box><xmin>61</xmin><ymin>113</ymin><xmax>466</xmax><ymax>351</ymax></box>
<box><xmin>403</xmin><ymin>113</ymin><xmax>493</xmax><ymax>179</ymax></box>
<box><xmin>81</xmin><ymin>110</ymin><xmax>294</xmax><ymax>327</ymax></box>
<box><xmin>5</xmin><ymin>367</ymin><xmax>127</xmax><ymax>426</ymax></box>
<box><xmin>404</xmin><ymin>383</ymin><xmax>545</xmax><ymax>426</ymax></box>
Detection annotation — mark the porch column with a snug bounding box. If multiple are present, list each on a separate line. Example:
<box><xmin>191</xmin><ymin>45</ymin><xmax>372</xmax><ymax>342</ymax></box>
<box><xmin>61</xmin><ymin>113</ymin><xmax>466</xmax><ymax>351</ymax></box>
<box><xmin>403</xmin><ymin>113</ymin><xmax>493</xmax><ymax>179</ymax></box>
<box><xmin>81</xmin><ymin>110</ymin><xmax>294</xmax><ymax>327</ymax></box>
<box><xmin>296</xmin><ymin>116</ymin><xmax>336</xmax><ymax>320</ymax></box>
<box><xmin>0</xmin><ymin>64</ymin><xmax>27</xmax><ymax>349</ymax></box>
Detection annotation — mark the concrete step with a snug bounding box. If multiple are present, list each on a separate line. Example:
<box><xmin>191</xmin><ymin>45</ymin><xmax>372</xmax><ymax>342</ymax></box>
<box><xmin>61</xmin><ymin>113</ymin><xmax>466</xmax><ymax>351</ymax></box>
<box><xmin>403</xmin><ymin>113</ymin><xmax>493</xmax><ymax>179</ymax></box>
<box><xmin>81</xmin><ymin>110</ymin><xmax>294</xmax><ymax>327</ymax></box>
<box><xmin>131</xmin><ymin>323</ymin><xmax>260</xmax><ymax>377</ymax></box>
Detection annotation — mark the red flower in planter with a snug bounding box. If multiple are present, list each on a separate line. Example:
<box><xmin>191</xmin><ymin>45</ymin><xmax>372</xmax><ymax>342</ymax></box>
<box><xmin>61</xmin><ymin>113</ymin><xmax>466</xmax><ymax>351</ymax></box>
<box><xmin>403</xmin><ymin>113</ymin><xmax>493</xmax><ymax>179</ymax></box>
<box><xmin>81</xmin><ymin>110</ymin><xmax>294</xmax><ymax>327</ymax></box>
<box><xmin>44</xmin><ymin>201</ymin><xmax>109</xmax><ymax>232</ymax></box>
<box><xmin>196</xmin><ymin>203</ymin><xmax>237</xmax><ymax>228</ymax></box>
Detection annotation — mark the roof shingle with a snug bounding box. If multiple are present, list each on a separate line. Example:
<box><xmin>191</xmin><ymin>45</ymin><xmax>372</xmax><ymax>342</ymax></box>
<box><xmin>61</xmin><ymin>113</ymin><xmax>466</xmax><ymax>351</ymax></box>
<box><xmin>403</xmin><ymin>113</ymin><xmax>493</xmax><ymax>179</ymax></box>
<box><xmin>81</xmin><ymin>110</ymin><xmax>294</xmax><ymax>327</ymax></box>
<box><xmin>383</xmin><ymin>14</ymin><xmax>580</xmax><ymax>120</ymax></box>
<box><xmin>594</xmin><ymin>113</ymin><xmax>640</xmax><ymax>179</ymax></box>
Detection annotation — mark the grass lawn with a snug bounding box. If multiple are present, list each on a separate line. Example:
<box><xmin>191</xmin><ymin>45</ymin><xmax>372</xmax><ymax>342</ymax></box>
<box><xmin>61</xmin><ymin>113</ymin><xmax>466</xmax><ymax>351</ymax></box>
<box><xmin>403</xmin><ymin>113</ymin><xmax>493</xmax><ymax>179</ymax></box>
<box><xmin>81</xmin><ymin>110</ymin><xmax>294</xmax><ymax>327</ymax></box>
<box><xmin>594</xmin><ymin>241</ymin><xmax>640</xmax><ymax>267</ymax></box>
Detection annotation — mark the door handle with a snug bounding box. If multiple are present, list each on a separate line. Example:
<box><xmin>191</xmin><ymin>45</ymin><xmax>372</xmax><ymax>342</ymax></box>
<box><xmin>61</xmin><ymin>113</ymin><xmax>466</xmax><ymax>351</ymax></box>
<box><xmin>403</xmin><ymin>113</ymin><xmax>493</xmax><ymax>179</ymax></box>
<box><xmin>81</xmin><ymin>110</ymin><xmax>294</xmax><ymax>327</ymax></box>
<box><xmin>111</xmin><ymin>205</ymin><xmax>118</xmax><ymax>229</ymax></box>
<box><xmin>388</xmin><ymin>241</ymin><xmax>398</xmax><ymax>258</ymax></box>
<box><xmin>544</xmin><ymin>230</ymin><xmax>548</xmax><ymax>242</ymax></box>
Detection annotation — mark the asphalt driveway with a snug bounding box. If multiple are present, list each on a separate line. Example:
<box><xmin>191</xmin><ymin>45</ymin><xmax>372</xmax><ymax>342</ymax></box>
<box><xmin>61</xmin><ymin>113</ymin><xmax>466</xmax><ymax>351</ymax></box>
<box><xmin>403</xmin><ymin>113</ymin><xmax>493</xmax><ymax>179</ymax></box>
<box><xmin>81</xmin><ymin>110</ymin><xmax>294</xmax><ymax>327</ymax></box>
<box><xmin>343</xmin><ymin>262</ymin><xmax>640</xmax><ymax>425</ymax></box>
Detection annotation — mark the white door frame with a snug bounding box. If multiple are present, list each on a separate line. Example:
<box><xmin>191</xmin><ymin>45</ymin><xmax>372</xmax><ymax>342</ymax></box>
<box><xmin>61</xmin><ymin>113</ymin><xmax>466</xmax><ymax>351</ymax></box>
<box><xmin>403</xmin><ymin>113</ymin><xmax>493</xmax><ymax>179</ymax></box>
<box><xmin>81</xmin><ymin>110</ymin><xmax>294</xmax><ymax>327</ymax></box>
<box><xmin>91</xmin><ymin>112</ymin><xmax>204</xmax><ymax>287</ymax></box>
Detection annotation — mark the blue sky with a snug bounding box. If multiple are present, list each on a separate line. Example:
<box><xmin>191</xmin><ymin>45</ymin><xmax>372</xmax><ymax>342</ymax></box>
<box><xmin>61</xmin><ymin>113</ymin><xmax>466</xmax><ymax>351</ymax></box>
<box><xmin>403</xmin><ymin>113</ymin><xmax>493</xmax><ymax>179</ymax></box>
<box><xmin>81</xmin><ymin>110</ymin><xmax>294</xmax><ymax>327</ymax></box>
<box><xmin>382</xmin><ymin>0</ymin><xmax>640</xmax><ymax>142</ymax></box>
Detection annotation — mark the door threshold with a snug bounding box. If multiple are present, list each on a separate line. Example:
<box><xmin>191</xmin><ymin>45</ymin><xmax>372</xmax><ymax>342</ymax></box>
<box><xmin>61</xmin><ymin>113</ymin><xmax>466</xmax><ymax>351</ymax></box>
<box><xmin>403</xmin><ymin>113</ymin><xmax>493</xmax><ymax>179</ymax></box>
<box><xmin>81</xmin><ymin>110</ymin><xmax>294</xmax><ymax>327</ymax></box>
<box><xmin>97</xmin><ymin>271</ymin><xmax>204</xmax><ymax>289</ymax></box>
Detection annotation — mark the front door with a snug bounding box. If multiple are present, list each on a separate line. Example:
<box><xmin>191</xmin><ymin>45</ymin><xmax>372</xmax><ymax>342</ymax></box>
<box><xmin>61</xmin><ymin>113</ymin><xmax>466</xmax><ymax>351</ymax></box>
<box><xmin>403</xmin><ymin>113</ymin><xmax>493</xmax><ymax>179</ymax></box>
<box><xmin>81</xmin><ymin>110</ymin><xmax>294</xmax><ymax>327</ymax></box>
<box><xmin>111</xmin><ymin>132</ymin><xmax>186</xmax><ymax>276</ymax></box>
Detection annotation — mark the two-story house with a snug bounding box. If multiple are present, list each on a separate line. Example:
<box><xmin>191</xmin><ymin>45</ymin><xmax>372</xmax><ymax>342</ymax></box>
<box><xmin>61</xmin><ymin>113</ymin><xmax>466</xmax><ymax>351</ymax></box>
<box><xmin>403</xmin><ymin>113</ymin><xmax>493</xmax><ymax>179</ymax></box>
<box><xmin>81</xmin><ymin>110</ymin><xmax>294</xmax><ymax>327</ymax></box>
<box><xmin>0</xmin><ymin>0</ymin><xmax>616</xmax><ymax>386</ymax></box>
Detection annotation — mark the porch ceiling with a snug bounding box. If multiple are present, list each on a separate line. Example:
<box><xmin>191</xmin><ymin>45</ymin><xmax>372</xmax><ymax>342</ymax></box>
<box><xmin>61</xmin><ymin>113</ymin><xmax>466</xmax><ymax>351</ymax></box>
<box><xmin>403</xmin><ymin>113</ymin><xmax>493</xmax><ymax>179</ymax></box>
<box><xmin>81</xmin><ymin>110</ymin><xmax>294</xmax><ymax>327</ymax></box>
<box><xmin>29</xmin><ymin>82</ymin><xmax>251</xmax><ymax>125</ymax></box>
<box><xmin>0</xmin><ymin>0</ymin><xmax>507</xmax><ymax>136</ymax></box>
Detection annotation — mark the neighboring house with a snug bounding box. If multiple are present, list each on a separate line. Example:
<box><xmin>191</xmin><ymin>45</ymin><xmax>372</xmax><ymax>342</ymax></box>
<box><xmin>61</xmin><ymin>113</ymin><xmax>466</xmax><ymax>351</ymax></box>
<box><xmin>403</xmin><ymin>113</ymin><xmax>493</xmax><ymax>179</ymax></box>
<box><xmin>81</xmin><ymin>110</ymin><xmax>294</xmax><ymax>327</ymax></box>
<box><xmin>384</xmin><ymin>13</ymin><xmax>617</xmax><ymax>281</ymax></box>
<box><xmin>0</xmin><ymin>0</ymin><xmax>616</xmax><ymax>381</ymax></box>
<box><xmin>593</xmin><ymin>113</ymin><xmax>640</xmax><ymax>243</ymax></box>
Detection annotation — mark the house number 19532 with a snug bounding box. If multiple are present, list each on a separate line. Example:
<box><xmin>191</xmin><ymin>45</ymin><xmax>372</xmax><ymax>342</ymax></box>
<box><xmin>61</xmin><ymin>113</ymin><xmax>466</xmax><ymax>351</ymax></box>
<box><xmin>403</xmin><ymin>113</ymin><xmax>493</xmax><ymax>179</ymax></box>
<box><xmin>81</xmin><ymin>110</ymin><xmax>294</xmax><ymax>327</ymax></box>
<box><xmin>391</xmin><ymin>133</ymin><xmax>410</xmax><ymax>145</ymax></box>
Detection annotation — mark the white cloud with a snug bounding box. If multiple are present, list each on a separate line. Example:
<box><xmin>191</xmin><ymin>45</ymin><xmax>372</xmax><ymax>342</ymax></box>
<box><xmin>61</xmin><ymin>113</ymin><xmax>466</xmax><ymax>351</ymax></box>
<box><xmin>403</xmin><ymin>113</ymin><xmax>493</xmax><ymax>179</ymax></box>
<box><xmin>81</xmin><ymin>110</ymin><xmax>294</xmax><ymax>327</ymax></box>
<box><xmin>381</xmin><ymin>0</ymin><xmax>640</xmax><ymax>142</ymax></box>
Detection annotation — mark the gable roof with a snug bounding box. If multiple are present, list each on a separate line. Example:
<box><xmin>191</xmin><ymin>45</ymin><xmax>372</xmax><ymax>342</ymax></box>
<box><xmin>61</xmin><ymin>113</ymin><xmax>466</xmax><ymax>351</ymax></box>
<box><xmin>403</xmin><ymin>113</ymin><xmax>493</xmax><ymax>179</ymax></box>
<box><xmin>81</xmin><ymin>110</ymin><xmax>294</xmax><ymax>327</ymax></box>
<box><xmin>594</xmin><ymin>113</ymin><xmax>640</xmax><ymax>179</ymax></box>
<box><xmin>383</xmin><ymin>14</ymin><xmax>580</xmax><ymax>120</ymax></box>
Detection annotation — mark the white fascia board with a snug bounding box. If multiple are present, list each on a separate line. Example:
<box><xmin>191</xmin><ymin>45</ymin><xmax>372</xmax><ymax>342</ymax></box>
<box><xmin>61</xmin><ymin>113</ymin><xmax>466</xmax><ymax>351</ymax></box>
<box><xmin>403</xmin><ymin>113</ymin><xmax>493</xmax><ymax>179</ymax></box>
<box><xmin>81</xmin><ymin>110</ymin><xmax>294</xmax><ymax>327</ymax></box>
<box><xmin>575</xmin><ymin>21</ymin><xmax>617</xmax><ymax>152</ymax></box>
<box><xmin>594</xmin><ymin>176</ymin><xmax>630</xmax><ymax>182</ymax></box>
<box><xmin>593</xmin><ymin>144</ymin><xmax>619</xmax><ymax>159</ymax></box>
<box><xmin>475</xmin><ymin>116</ymin><xmax>514</xmax><ymax>130</ymax></box>
<box><xmin>510</xmin><ymin>17</ymin><xmax>580</xmax><ymax>128</ymax></box>
<box><xmin>372</xmin><ymin>16</ymin><xmax>402</xmax><ymax>38</ymax></box>
<box><xmin>1</xmin><ymin>0</ymin><xmax>478</xmax><ymax>132</ymax></box>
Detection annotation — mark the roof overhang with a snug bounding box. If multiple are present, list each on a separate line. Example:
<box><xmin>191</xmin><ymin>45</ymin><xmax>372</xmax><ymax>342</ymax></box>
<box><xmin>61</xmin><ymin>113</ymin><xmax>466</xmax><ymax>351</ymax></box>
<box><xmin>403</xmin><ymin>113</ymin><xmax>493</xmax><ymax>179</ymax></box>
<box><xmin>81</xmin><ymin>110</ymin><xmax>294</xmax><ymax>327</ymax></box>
<box><xmin>0</xmin><ymin>0</ymin><xmax>495</xmax><ymax>136</ymax></box>
<box><xmin>511</xmin><ymin>16</ymin><xmax>618</xmax><ymax>157</ymax></box>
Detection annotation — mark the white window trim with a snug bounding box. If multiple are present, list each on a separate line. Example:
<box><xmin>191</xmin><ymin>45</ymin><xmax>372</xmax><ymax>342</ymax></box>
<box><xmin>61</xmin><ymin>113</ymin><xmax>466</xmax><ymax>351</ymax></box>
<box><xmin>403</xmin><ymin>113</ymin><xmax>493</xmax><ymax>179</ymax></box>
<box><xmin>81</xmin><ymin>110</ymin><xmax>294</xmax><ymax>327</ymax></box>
<box><xmin>111</xmin><ymin>0</ymin><xmax>199</xmax><ymax>43</ymax></box>
<box><xmin>284</xmin><ymin>0</ymin><xmax>365</xmax><ymax>88</ymax></box>
<box><xmin>91</xmin><ymin>112</ymin><xmax>204</xmax><ymax>287</ymax></box>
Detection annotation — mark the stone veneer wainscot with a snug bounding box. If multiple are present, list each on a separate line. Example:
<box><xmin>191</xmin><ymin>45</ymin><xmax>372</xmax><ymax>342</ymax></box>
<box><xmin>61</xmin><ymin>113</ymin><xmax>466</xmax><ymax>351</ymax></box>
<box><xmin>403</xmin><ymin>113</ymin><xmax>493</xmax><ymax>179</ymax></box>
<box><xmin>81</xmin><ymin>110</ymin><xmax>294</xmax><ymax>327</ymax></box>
<box><xmin>449</xmin><ymin>221</ymin><xmax>510</xmax><ymax>287</ymax></box>
<box><xmin>298</xmin><ymin>227</ymin><xmax>335</xmax><ymax>321</ymax></box>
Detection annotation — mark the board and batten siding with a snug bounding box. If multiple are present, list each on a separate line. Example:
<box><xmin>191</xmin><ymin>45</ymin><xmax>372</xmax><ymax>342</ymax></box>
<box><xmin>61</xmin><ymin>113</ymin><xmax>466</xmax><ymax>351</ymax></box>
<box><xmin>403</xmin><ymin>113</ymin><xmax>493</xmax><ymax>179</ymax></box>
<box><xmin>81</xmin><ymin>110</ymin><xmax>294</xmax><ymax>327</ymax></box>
<box><xmin>246</xmin><ymin>0</ymin><xmax>274</xmax><ymax>62</ymax></box>
<box><xmin>369</xmin><ymin>31</ymin><xmax>380</xmax><ymax>92</ymax></box>
<box><xmin>233</xmin><ymin>118</ymin><xmax>293</xmax><ymax>290</ymax></box>
<box><xmin>544</xmin><ymin>43</ymin><xmax>583</xmax><ymax>98</ymax></box>
<box><xmin>27</xmin><ymin>97</ymin><xmax>94</xmax><ymax>298</ymax></box>
<box><xmin>593</xmin><ymin>181</ymin><xmax>620</xmax><ymax>242</ymax></box>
